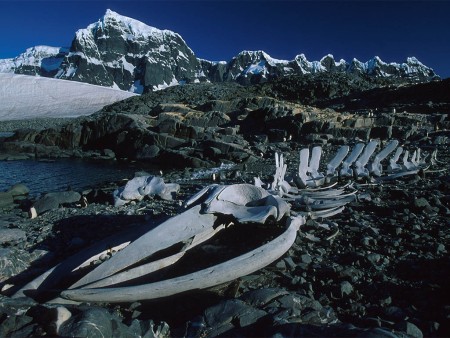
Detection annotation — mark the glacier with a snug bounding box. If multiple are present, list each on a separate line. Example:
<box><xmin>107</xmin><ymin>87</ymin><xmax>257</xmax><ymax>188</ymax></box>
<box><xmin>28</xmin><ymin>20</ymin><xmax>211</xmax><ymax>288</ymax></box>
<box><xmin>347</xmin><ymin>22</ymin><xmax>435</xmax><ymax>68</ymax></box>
<box><xmin>0</xmin><ymin>73</ymin><xmax>136</xmax><ymax>121</ymax></box>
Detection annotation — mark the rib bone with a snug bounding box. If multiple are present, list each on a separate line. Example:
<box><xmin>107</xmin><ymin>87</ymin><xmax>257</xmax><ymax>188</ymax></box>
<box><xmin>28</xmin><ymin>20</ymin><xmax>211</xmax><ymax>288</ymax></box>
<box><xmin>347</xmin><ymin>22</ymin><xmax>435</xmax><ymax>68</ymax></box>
<box><xmin>60</xmin><ymin>216</ymin><xmax>305</xmax><ymax>303</ymax></box>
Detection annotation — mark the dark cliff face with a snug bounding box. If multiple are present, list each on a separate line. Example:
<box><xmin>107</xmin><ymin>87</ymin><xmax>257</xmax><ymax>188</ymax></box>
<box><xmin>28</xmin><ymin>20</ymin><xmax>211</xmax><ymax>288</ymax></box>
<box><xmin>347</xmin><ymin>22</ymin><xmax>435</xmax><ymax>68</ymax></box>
<box><xmin>55</xmin><ymin>9</ymin><xmax>204</xmax><ymax>92</ymax></box>
<box><xmin>0</xmin><ymin>10</ymin><xmax>440</xmax><ymax>93</ymax></box>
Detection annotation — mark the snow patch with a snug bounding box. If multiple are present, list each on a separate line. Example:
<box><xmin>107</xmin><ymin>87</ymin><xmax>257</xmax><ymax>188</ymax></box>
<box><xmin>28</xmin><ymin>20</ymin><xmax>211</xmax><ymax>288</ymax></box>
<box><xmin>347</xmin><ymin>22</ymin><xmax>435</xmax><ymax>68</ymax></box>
<box><xmin>0</xmin><ymin>73</ymin><xmax>137</xmax><ymax>120</ymax></box>
<box><xmin>153</xmin><ymin>76</ymin><xmax>179</xmax><ymax>91</ymax></box>
<box><xmin>243</xmin><ymin>60</ymin><xmax>267</xmax><ymax>75</ymax></box>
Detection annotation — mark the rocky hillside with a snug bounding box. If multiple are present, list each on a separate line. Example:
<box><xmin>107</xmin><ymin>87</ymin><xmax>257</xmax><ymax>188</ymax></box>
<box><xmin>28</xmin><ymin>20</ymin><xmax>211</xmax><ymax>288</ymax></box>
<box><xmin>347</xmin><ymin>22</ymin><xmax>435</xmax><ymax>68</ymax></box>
<box><xmin>1</xmin><ymin>76</ymin><xmax>448</xmax><ymax>167</ymax></box>
<box><xmin>0</xmin><ymin>79</ymin><xmax>449</xmax><ymax>338</ymax></box>
<box><xmin>0</xmin><ymin>10</ymin><xmax>439</xmax><ymax>93</ymax></box>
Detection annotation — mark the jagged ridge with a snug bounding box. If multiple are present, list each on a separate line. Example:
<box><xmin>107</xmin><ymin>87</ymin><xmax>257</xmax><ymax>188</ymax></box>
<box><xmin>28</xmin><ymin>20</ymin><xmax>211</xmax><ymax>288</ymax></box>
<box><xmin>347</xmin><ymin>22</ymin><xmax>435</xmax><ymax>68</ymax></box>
<box><xmin>0</xmin><ymin>9</ymin><xmax>439</xmax><ymax>93</ymax></box>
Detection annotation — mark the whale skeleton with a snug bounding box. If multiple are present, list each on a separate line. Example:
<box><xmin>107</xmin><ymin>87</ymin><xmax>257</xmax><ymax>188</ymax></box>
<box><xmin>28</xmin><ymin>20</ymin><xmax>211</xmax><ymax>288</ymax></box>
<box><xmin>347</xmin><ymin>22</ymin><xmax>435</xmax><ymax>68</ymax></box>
<box><xmin>12</xmin><ymin>140</ymin><xmax>440</xmax><ymax>304</ymax></box>
<box><xmin>268</xmin><ymin>140</ymin><xmax>436</xmax><ymax>190</ymax></box>
<box><xmin>14</xmin><ymin>175</ymin><xmax>351</xmax><ymax>304</ymax></box>
<box><xmin>13</xmin><ymin>184</ymin><xmax>311</xmax><ymax>303</ymax></box>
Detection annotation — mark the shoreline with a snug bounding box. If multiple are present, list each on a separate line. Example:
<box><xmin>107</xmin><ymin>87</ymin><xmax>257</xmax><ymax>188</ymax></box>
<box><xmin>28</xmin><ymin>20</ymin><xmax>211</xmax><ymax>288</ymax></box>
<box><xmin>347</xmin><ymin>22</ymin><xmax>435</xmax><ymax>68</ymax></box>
<box><xmin>0</xmin><ymin>116</ymin><xmax>85</xmax><ymax>132</ymax></box>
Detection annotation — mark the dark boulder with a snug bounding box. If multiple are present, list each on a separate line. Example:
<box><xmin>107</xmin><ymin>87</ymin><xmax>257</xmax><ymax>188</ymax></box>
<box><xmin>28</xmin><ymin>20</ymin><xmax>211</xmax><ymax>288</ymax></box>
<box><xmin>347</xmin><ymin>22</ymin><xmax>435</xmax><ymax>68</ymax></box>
<box><xmin>0</xmin><ymin>192</ymin><xmax>14</xmax><ymax>209</ymax></box>
<box><xmin>31</xmin><ymin>191</ymin><xmax>81</xmax><ymax>216</ymax></box>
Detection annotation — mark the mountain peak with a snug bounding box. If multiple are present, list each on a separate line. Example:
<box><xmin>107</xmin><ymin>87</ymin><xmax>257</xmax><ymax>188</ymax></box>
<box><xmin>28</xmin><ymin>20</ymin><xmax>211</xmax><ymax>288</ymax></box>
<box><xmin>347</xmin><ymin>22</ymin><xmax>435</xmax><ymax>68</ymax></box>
<box><xmin>85</xmin><ymin>9</ymin><xmax>176</xmax><ymax>41</ymax></box>
<box><xmin>0</xmin><ymin>10</ymin><xmax>439</xmax><ymax>92</ymax></box>
<box><xmin>104</xmin><ymin>8</ymin><xmax>118</xmax><ymax>18</ymax></box>
<box><xmin>406</xmin><ymin>56</ymin><xmax>421</xmax><ymax>65</ymax></box>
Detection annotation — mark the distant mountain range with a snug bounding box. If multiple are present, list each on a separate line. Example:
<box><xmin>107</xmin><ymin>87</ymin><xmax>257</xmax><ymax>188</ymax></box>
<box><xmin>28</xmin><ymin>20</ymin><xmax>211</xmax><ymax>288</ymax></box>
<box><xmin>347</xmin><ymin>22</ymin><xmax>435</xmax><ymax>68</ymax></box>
<box><xmin>0</xmin><ymin>9</ymin><xmax>439</xmax><ymax>93</ymax></box>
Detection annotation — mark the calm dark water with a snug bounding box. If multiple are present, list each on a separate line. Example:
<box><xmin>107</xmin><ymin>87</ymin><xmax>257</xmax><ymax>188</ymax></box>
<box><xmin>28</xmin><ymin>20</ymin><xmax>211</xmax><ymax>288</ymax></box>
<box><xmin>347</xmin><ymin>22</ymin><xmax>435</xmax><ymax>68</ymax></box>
<box><xmin>0</xmin><ymin>159</ymin><xmax>155</xmax><ymax>197</ymax></box>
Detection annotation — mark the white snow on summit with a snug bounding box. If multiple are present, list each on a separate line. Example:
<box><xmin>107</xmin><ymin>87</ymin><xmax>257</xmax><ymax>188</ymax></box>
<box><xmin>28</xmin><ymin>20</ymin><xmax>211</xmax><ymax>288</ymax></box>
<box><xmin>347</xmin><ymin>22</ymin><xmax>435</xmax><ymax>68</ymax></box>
<box><xmin>77</xmin><ymin>9</ymin><xmax>180</xmax><ymax>43</ymax></box>
<box><xmin>0</xmin><ymin>73</ymin><xmax>136</xmax><ymax>120</ymax></box>
<box><xmin>0</xmin><ymin>46</ymin><xmax>68</xmax><ymax>74</ymax></box>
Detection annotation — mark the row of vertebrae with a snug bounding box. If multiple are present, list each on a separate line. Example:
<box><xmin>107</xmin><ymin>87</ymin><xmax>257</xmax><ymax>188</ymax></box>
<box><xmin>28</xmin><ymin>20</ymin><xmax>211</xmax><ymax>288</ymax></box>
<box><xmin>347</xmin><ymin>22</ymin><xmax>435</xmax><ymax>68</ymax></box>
<box><xmin>291</xmin><ymin>140</ymin><xmax>435</xmax><ymax>189</ymax></box>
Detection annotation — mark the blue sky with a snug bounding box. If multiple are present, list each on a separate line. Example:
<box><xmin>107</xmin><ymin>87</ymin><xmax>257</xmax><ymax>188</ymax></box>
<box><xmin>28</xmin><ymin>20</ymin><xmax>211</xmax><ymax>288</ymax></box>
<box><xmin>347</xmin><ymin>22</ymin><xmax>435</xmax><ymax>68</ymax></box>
<box><xmin>1</xmin><ymin>0</ymin><xmax>449</xmax><ymax>78</ymax></box>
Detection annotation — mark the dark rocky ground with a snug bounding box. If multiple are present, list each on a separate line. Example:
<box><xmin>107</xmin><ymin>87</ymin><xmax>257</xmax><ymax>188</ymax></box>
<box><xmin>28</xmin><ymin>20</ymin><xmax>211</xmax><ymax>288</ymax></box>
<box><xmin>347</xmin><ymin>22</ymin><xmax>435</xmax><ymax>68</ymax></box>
<box><xmin>0</xmin><ymin>76</ymin><xmax>449</xmax><ymax>337</ymax></box>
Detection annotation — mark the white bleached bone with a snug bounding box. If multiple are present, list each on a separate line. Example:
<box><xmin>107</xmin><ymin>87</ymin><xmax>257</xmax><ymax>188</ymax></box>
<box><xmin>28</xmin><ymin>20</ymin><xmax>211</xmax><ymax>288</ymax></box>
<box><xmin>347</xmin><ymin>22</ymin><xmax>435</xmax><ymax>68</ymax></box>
<box><xmin>12</xmin><ymin>224</ymin><xmax>150</xmax><ymax>298</ymax></box>
<box><xmin>340</xmin><ymin>143</ymin><xmax>365</xmax><ymax>177</ymax></box>
<box><xmin>20</xmin><ymin>181</ymin><xmax>299</xmax><ymax>303</ymax></box>
<box><xmin>297</xmin><ymin>148</ymin><xmax>310</xmax><ymax>187</ymax></box>
<box><xmin>254</xmin><ymin>177</ymin><xmax>265</xmax><ymax>188</ymax></box>
<box><xmin>206</xmin><ymin>201</ymin><xmax>278</xmax><ymax>224</ymax></box>
<box><xmin>293</xmin><ymin>206</ymin><xmax>345</xmax><ymax>219</ymax></box>
<box><xmin>295</xmin><ymin>147</ymin><xmax>325</xmax><ymax>188</ymax></box>
<box><xmin>15</xmin><ymin>135</ymin><xmax>443</xmax><ymax>304</ymax></box>
<box><xmin>183</xmin><ymin>184</ymin><xmax>222</xmax><ymax>207</ymax></box>
<box><xmin>205</xmin><ymin>184</ymin><xmax>290</xmax><ymax>223</ymax></box>
<box><xmin>402</xmin><ymin>150</ymin><xmax>417</xmax><ymax>171</ymax></box>
<box><xmin>270</xmin><ymin>153</ymin><xmax>289</xmax><ymax>193</ymax></box>
<box><xmin>354</xmin><ymin>140</ymin><xmax>378</xmax><ymax>177</ymax></box>
<box><xmin>70</xmin><ymin>205</ymin><xmax>217</xmax><ymax>289</ymax></box>
<box><xmin>75</xmin><ymin>242</ymin><xmax>131</xmax><ymax>271</ymax></box>
<box><xmin>295</xmin><ymin>195</ymin><xmax>355</xmax><ymax>211</ymax></box>
<box><xmin>326</xmin><ymin>145</ymin><xmax>349</xmax><ymax>176</ymax></box>
<box><xmin>430</xmin><ymin>149</ymin><xmax>444</xmax><ymax>165</ymax></box>
<box><xmin>309</xmin><ymin>146</ymin><xmax>323</xmax><ymax>180</ymax></box>
<box><xmin>113</xmin><ymin>176</ymin><xmax>180</xmax><ymax>206</ymax></box>
<box><xmin>74</xmin><ymin>223</ymin><xmax>227</xmax><ymax>289</ymax></box>
<box><xmin>368</xmin><ymin>140</ymin><xmax>399</xmax><ymax>176</ymax></box>
<box><xmin>216</xmin><ymin>184</ymin><xmax>270</xmax><ymax>206</ymax></box>
<box><xmin>276</xmin><ymin>140</ymin><xmax>438</xmax><ymax>189</ymax></box>
<box><xmin>412</xmin><ymin>148</ymin><xmax>422</xmax><ymax>167</ymax></box>
<box><xmin>60</xmin><ymin>216</ymin><xmax>305</xmax><ymax>303</ymax></box>
<box><xmin>388</xmin><ymin>146</ymin><xmax>404</xmax><ymax>173</ymax></box>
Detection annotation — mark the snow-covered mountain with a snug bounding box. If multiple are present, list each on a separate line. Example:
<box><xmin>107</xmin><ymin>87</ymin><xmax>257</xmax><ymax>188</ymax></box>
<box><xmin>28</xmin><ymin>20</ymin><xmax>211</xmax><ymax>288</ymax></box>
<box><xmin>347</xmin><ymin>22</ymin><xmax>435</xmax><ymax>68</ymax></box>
<box><xmin>0</xmin><ymin>46</ymin><xmax>69</xmax><ymax>77</ymax></box>
<box><xmin>0</xmin><ymin>9</ymin><xmax>439</xmax><ymax>93</ymax></box>
<box><xmin>0</xmin><ymin>73</ymin><xmax>136</xmax><ymax>120</ymax></box>
<box><xmin>205</xmin><ymin>50</ymin><xmax>438</xmax><ymax>85</ymax></box>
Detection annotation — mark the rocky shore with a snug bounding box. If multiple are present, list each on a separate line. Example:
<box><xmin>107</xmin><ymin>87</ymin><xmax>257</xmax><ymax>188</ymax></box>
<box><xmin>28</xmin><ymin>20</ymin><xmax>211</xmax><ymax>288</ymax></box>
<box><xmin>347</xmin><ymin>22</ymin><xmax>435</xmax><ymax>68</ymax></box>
<box><xmin>0</xmin><ymin>78</ymin><xmax>449</xmax><ymax>337</ymax></box>
<box><xmin>1</xmin><ymin>141</ymin><xmax>448</xmax><ymax>337</ymax></box>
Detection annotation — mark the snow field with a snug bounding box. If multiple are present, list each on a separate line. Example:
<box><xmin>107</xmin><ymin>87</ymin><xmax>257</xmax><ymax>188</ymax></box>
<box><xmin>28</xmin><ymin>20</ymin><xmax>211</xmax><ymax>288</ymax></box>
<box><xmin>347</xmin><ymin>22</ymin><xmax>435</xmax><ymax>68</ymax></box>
<box><xmin>0</xmin><ymin>73</ymin><xmax>137</xmax><ymax>120</ymax></box>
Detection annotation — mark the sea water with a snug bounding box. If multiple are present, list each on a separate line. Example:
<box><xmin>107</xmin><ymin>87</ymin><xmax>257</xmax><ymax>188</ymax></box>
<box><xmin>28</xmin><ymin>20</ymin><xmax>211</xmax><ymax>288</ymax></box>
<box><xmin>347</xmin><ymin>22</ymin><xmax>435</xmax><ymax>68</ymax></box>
<box><xmin>0</xmin><ymin>159</ymin><xmax>147</xmax><ymax>197</ymax></box>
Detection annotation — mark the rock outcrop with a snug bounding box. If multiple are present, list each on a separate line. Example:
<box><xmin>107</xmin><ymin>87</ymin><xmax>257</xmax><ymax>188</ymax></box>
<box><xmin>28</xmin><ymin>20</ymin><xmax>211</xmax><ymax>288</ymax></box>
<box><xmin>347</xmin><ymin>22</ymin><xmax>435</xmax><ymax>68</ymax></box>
<box><xmin>1</xmin><ymin>77</ymin><xmax>448</xmax><ymax>166</ymax></box>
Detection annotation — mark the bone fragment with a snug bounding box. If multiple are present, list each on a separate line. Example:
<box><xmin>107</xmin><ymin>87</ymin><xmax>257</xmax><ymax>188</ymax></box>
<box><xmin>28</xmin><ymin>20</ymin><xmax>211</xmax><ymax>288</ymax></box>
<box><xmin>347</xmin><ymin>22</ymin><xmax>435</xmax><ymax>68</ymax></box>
<box><xmin>205</xmin><ymin>200</ymin><xmax>279</xmax><ymax>224</ymax></box>
<box><xmin>297</xmin><ymin>148</ymin><xmax>310</xmax><ymax>186</ymax></box>
<box><xmin>70</xmin><ymin>205</ymin><xmax>217</xmax><ymax>289</ymax></box>
<box><xmin>402</xmin><ymin>150</ymin><xmax>416</xmax><ymax>170</ymax></box>
<box><xmin>388</xmin><ymin>146</ymin><xmax>403</xmax><ymax>172</ymax></box>
<box><xmin>354</xmin><ymin>140</ymin><xmax>378</xmax><ymax>177</ymax></box>
<box><xmin>326</xmin><ymin>145</ymin><xmax>349</xmax><ymax>176</ymax></box>
<box><xmin>215</xmin><ymin>184</ymin><xmax>270</xmax><ymax>206</ymax></box>
<box><xmin>76</xmin><ymin>224</ymin><xmax>227</xmax><ymax>289</ymax></box>
<box><xmin>297</xmin><ymin>206</ymin><xmax>346</xmax><ymax>219</ymax></box>
<box><xmin>309</xmin><ymin>146</ymin><xmax>323</xmax><ymax>179</ymax></box>
<box><xmin>114</xmin><ymin>176</ymin><xmax>178</xmax><ymax>206</ymax></box>
<box><xmin>301</xmin><ymin>188</ymin><xmax>345</xmax><ymax>198</ymax></box>
<box><xmin>368</xmin><ymin>140</ymin><xmax>399</xmax><ymax>176</ymax></box>
<box><xmin>341</xmin><ymin>143</ymin><xmax>364</xmax><ymax>177</ymax></box>
<box><xmin>12</xmin><ymin>225</ymin><xmax>149</xmax><ymax>298</ymax></box>
<box><xmin>245</xmin><ymin>194</ymin><xmax>291</xmax><ymax>221</ymax></box>
<box><xmin>74</xmin><ymin>242</ymin><xmax>131</xmax><ymax>271</ymax></box>
<box><xmin>183</xmin><ymin>184</ymin><xmax>221</xmax><ymax>207</ymax></box>
<box><xmin>254</xmin><ymin>177</ymin><xmax>265</xmax><ymax>188</ymax></box>
<box><xmin>297</xmin><ymin>195</ymin><xmax>355</xmax><ymax>210</ymax></box>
